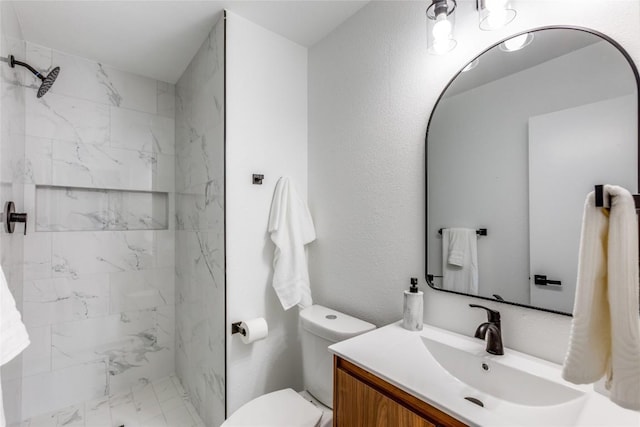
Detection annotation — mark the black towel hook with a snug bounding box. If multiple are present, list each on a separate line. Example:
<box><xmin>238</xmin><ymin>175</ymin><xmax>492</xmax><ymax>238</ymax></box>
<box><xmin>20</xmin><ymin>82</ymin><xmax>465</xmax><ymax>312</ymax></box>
<box><xmin>594</xmin><ymin>184</ymin><xmax>640</xmax><ymax>209</ymax></box>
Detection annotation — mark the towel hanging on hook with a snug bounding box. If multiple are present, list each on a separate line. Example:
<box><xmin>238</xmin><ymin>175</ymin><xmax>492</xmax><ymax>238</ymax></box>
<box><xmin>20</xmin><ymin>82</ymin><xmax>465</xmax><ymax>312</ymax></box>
<box><xmin>594</xmin><ymin>185</ymin><xmax>640</xmax><ymax>210</ymax></box>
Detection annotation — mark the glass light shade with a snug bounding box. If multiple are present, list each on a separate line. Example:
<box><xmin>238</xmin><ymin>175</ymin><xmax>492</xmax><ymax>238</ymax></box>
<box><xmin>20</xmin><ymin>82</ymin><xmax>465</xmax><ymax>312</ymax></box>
<box><xmin>478</xmin><ymin>0</ymin><xmax>516</xmax><ymax>31</ymax></box>
<box><xmin>427</xmin><ymin>0</ymin><xmax>457</xmax><ymax>55</ymax></box>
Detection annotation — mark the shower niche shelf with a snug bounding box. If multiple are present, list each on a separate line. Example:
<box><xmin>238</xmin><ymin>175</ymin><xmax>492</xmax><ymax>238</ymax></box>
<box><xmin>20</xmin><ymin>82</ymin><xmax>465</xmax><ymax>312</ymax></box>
<box><xmin>36</xmin><ymin>185</ymin><xmax>169</xmax><ymax>232</ymax></box>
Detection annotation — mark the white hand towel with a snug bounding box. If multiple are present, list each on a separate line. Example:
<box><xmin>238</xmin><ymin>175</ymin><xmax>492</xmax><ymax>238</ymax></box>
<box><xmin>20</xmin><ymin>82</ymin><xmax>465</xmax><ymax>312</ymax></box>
<box><xmin>562</xmin><ymin>185</ymin><xmax>640</xmax><ymax>410</ymax></box>
<box><xmin>442</xmin><ymin>228</ymin><xmax>478</xmax><ymax>295</ymax></box>
<box><xmin>268</xmin><ymin>177</ymin><xmax>316</xmax><ymax>310</ymax></box>
<box><xmin>0</xmin><ymin>265</ymin><xmax>30</xmax><ymax>427</ymax></box>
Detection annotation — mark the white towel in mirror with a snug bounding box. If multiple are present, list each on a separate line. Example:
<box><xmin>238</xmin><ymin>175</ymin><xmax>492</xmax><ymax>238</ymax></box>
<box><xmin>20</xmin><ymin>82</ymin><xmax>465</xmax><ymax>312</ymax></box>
<box><xmin>442</xmin><ymin>228</ymin><xmax>478</xmax><ymax>295</ymax></box>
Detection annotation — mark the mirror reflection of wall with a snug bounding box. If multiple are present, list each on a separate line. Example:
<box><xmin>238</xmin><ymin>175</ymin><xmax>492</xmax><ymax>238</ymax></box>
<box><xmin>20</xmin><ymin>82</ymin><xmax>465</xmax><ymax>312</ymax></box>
<box><xmin>426</xmin><ymin>28</ymin><xmax>638</xmax><ymax>315</ymax></box>
<box><xmin>528</xmin><ymin>96</ymin><xmax>636</xmax><ymax>312</ymax></box>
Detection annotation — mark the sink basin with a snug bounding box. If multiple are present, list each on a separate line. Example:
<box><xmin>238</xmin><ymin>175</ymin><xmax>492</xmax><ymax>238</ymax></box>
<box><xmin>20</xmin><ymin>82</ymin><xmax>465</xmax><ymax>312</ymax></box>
<box><xmin>330</xmin><ymin>322</ymin><xmax>640</xmax><ymax>426</ymax></box>
<box><xmin>421</xmin><ymin>335</ymin><xmax>584</xmax><ymax>406</ymax></box>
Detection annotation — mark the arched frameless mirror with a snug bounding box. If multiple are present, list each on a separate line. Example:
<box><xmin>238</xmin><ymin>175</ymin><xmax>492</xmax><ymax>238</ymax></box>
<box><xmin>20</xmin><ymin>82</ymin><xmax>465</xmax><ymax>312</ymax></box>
<box><xmin>426</xmin><ymin>27</ymin><xmax>639</xmax><ymax>315</ymax></box>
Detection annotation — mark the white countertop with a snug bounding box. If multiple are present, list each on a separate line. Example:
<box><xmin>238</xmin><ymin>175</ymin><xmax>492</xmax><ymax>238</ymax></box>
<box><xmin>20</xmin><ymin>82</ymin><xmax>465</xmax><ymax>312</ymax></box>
<box><xmin>329</xmin><ymin>322</ymin><xmax>640</xmax><ymax>427</ymax></box>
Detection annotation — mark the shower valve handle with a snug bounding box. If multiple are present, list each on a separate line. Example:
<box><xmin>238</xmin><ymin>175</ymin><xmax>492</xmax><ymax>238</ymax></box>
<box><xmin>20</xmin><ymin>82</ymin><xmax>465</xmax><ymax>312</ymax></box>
<box><xmin>5</xmin><ymin>201</ymin><xmax>27</xmax><ymax>235</ymax></box>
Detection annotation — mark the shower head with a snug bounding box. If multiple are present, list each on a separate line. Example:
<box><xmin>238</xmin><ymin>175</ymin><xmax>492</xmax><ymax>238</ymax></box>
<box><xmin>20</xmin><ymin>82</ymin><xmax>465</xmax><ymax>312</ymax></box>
<box><xmin>37</xmin><ymin>66</ymin><xmax>60</xmax><ymax>98</ymax></box>
<box><xmin>8</xmin><ymin>55</ymin><xmax>60</xmax><ymax>98</ymax></box>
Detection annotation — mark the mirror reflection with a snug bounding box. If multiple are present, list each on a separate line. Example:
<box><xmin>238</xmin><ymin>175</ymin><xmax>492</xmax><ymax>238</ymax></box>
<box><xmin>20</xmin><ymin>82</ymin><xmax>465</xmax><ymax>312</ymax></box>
<box><xmin>426</xmin><ymin>28</ymin><xmax>638</xmax><ymax>314</ymax></box>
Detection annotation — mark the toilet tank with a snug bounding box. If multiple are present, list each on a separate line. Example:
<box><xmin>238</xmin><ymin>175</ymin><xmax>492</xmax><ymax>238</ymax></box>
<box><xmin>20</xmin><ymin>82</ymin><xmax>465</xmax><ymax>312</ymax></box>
<box><xmin>299</xmin><ymin>305</ymin><xmax>375</xmax><ymax>408</ymax></box>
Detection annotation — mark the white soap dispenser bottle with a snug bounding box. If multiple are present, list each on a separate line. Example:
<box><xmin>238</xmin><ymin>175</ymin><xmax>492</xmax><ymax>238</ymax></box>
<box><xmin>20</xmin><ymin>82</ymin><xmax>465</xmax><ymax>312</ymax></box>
<box><xmin>402</xmin><ymin>277</ymin><xmax>423</xmax><ymax>331</ymax></box>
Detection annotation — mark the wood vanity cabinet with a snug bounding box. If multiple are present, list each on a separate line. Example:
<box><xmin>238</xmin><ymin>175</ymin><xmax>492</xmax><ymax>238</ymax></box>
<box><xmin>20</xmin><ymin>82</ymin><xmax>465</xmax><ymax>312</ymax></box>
<box><xmin>333</xmin><ymin>356</ymin><xmax>467</xmax><ymax>427</ymax></box>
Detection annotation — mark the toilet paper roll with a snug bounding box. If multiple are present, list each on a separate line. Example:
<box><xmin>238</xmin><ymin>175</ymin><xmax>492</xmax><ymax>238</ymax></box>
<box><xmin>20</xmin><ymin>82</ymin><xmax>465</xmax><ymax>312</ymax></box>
<box><xmin>240</xmin><ymin>318</ymin><xmax>269</xmax><ymax>344</ymax></box>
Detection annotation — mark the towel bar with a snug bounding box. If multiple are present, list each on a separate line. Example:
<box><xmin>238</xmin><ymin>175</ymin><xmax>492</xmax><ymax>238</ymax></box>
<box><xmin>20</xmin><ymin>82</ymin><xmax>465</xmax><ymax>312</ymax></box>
<box><xmin>534</xmin><ymin>274</ymin><xmax>562</xmax><ymax>286</ymax></box>
<box><xmin>438</xmin><ymin>228</ymin><xmax>487</xmax><ymax>236</ymax></box>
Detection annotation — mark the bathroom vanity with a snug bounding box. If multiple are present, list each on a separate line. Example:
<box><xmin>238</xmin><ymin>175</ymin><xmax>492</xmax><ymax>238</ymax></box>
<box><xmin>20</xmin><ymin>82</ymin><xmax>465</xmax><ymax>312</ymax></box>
<box><xmin>330</xmin><ymin>323</ymin><xmax>640</xmax><ymax>426</ymax></box>
<box><xmin>334</xmin><ymin>356</ymin><xmax>465</xmax><ymax>426</ymax></box>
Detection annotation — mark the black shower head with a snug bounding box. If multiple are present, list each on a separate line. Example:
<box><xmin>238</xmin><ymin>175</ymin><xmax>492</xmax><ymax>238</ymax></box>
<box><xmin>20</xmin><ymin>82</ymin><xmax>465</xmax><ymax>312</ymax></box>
<box><xmin>37</xmin><ymin>66</ymin><xmax>60</xmax><ymax>98</ymax></box>
<box><xmin>8</xmin><ymin>55</ymin><xmax>60</xmax><ymax>98</ymax></box>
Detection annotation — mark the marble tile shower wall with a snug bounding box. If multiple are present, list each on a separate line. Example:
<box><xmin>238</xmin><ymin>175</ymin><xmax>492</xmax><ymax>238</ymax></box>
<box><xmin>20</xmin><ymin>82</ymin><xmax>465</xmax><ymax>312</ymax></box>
<box><xmin>19</xmin><ymin>42</ymin><xmax>176</xmax><ymax>419</ymax></box>
<box><xmin>175</xmin><ymin>17</ymin><xmax>225</xmax><ymax>427</ymax></box>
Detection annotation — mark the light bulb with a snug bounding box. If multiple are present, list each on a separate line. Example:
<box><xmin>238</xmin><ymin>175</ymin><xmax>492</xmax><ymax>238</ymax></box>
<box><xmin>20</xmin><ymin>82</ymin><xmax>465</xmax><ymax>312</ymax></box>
<box><xmin>427</xmin><ymin>0</ymin><xmax>456</xmax><ymax>54</ymax></box>
<box><xmin>479</xmin><ymin>0</ymin><xmax>515</xmax><ymax>31</ymax></box>
<box><xmin>432</xmin><ymin>14</ymin><xmax>452</xmax><ymax>39</ymax></box>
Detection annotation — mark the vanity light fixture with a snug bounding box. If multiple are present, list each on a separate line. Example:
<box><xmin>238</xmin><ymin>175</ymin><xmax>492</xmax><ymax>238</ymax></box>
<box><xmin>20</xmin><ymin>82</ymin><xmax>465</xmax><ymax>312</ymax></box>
<box><xmin>499</xmin><ymin>32</ymin><xmax>534</xmax><ymax>52</ymax></box>
<box><xmin>426</xmin><ymin>0</ymin><xmax>457</xmax><ymax>55</ymax></box>
<box><xmin>477</xmin><ymin>0</ymin><xmax>516</xmax><ymax>31</ymax></box>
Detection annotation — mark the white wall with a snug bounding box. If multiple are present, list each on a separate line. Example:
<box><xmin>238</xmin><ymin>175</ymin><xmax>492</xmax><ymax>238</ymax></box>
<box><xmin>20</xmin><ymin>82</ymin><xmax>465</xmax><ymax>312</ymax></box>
<box><xmin>225</xmin><ymin>11</ymin><xmax>308</xmax><ymax>415</ymax></box>
<box><xmin>308</xmin><ymin>0</ymin><xmax>640</xmax><ymax>364</ymax></box>
<box><xmin>529</xmin><ymin>95</ymin><xmax>637</xmax><ymax>312</ymax></box>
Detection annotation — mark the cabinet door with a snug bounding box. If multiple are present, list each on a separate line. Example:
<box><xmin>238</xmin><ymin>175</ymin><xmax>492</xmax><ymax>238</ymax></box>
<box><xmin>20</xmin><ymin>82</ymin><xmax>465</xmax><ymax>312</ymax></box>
<box><xmin>334</xmin><ymin>357</ymin><xmax>467</xmax><ymax>427</ymax></box>
<box><xmin>335</xmin><ymin>367</ymin><xmax>436</xmax><ymax>427</ymax></box>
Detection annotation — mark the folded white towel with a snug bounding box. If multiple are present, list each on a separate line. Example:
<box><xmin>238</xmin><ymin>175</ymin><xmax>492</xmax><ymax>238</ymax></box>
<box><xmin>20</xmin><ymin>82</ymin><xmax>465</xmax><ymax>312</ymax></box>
<box><xmin>562</xmin><ymin>185</ymin><xmax>640</xmax><ymax>410</ymax></box>
<box><xmin>442</xmin><ymin>228</ymin><xmax>478</xmax><ymax>295</ymax></box>
<box><xmin>0</xmin><ymin>265</ymin><xmax>30</xmax><ymax>427</ymax></box>
<box><xmin>268</xmin><ymin>177</ymin><xmax>316</xmax><ymax>310</ymax></box>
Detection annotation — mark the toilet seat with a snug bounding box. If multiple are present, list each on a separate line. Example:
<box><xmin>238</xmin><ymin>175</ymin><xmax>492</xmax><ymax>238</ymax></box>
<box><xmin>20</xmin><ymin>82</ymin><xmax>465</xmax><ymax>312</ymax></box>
<box><xmin>221</xmin><ymin>388</ymin><xmax>323</xmax><ymax>427</ymax></box>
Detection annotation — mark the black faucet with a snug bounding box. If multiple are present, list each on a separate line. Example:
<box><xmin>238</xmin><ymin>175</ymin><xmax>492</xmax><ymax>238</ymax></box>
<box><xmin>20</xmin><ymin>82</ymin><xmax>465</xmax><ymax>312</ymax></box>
<box><xmin>469</xmin><ymin>304</ymin><xmax>504</xmax><ymax>355</ymax></box>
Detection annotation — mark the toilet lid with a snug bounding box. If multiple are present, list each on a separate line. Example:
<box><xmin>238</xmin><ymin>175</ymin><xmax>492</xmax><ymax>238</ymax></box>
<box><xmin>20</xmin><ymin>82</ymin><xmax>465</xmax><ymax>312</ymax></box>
<box><xmin>222</xmin><ymin>388</ymin><xmax>323</xmax><ymax>427</ymax></box>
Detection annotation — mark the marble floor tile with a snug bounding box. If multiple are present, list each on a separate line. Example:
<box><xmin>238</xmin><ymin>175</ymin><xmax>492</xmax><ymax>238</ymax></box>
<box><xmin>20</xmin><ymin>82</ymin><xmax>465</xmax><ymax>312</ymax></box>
<box><xmin>156</xmin><ymin>396</ymin><xmax>183</xmax><ymax>414</ymax></box>
<box><xmin>83</xmin><ymin>397</ymin><xmax>111</xmax><ymax>427</ymax></box>
<box><xmin>135</xmin><ymin>394</ymin><xmax>163</xmax><ymax>422</ymax></box>
<box><xmin>19</xmin><ymin>374</ymin><xmax>205</xmax><ymax>427</ymax></box>
<box><xmin>109</xmin><ymin>390</ymin><xmax>139</xmax><ymax>427</ymax></box>
<box><xmin>163</xmin><ymin>405</ymin><xmax>196</xmax><ymax>427</ymax></box>
<box><xmin>131</xmin><ymin>382</ymin><xmax>156</xmax><ymax>405</ymax></box>
<box><xmin>151</xmin><ymin>377</ymin><xmax>178</xmax><ymax>403</ymax></box>
<box><xmin>184</xmin><ymin>401</ymin><xmax>206</xmax><ymax>427</ymax></box>
<box><xmin>140</xmin><ymin>414</ymin><xmax>168</xmax><ymax>427</ymax></box>
<box><xmin>25</xmin><ymin>412</ymin><xmax>56</xmax><ymax>427</ymax></box>
<box><xmin>55</xmin><ymin>404</ymin><xmax>84</xmax><ymax>427</ymax></box>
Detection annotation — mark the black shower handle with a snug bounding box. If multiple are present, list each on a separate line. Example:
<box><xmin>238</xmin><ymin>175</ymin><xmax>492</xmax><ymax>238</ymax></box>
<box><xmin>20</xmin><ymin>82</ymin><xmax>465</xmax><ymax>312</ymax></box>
<box><xmin>10</xmin><ymin>212</ymin><xmax>27</xmax><ymax>235</ymax></box>
<box><xmin>5</xmin><ymin>201</ymin><xmax>27</xmax><ymax>235</ymax></box>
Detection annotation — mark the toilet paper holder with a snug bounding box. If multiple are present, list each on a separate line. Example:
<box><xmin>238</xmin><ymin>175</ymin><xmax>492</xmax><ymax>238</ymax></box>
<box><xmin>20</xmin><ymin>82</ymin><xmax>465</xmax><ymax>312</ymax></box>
<box><xmin>231</xmin><ymin>322</ymin><xmax>246</xmax><ymax>336</ymax></box>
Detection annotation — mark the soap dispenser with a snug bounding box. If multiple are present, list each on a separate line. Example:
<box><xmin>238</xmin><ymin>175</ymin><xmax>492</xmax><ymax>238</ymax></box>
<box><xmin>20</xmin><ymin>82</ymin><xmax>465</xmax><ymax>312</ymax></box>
<box><xmin>402</xmin><ymin>277</ymin><xmax>423</xmax><ymax>331</ymax></box>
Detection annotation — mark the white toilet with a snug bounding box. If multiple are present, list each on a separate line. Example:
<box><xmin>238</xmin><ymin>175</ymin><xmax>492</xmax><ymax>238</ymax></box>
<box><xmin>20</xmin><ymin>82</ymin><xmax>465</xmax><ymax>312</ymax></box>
<box><xmin>222</xmin><ymin>305</ymin><xmax>376</xmax><ymax>427</ymax></box>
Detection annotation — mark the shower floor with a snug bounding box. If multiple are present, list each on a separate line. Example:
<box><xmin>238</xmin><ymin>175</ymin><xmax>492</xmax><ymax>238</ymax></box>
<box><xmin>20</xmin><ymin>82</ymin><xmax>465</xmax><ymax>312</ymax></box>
<box><xmin>15</xmin><ymin>374</ymin><xmax>205</xmax><ymax>427</ymax></box>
